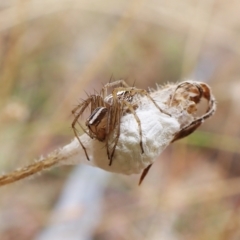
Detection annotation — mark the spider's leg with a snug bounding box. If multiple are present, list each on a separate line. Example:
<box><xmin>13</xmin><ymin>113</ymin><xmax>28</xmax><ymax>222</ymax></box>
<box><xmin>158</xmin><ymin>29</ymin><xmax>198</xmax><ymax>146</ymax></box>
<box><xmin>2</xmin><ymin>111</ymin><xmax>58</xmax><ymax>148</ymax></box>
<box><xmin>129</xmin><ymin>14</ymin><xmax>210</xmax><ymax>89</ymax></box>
<box><xmin>123</xmin><ymin>99</ymin><xmax>144</xmax><ymax>154</ymax></box>
<box><xmin>109</xmin><ymin>102</ymin><xmax>123</xmax><ymax>166</ymax></box>
<box><xmin>71</xmin><ymin>97</ymin><xmax>97</xmax><ymax>160</ymax></box>
<box><xmin>134</xmin><ymin>89</ymin><xmax>171</xmax><ymax>116</ymax></box>
<box><xmin>102</xmin><ymin>80</ymin><xmax>131</xmax><ymax>99</ymax></box>
<box><xmin>90</xmin><ymin>95</ymin><xmax>100</xmax><ymax>114</ymax></box>
<box><xmin>111</xmin><ymin>87</ymin><xmax>144</xmax><ymax>155</ymax></box>
<box><xmin>124</xmin><ymin>88</ymin><xmax>171</xmax><ymax>116</ymax></box>
<box><xmin>105</xmin><ymin>91</ymin><xmax>120</xmax><ymax>160</ymax></box>
<box><xmin>72</xmin><ymin>121</ymin><xmax>90</xmax><ymax>161</ymax></box>
<box><xmin>105</xmin><ymin>108</ymin><xmax>112</xmax><ymax>160</ymax></box>
<box><xmin>104</xmin><ymin>79</ymin><xmax>130</xmax><ymax>89</ymax></box>
<box><xmin>73</xmin><ymin>98</ymin><xmax>96</xmax><ymax>138</ymax></box>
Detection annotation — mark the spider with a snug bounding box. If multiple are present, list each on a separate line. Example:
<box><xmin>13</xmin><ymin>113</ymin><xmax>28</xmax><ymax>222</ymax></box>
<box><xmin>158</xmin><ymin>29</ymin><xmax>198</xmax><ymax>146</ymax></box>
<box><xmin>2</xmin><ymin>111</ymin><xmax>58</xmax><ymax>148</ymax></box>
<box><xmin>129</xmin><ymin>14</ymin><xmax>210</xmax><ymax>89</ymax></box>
<box><xmin>71</xmin><ymin>80</ymin><xmax>170</xmax><ymax>166</ymax></box>
<box><xmin>138</xmin><ymin>80</ymin><xmax>216</xmax><ymax>185</ymax></box>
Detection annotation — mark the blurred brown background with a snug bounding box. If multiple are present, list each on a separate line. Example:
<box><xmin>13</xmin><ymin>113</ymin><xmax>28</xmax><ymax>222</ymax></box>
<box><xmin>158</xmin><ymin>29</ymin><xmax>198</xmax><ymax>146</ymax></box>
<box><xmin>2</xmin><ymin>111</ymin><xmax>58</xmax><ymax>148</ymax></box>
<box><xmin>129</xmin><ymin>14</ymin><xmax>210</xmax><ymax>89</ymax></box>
<box><xmin>0</xmin><ymin>0</ymin><xmax>240</xmax><ymax>239</ymax></box>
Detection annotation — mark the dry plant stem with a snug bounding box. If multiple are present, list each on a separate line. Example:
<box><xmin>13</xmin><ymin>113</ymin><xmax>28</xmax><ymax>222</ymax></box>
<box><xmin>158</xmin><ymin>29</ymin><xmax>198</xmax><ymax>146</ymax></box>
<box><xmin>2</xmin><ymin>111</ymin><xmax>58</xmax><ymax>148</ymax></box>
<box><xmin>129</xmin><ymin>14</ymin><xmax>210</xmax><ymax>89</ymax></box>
<box><xmin>0</xmin><ymin>80</ymin><xmax>216</xmax><ymax>187</ymax></box>
<box><xmin>0</xmin><ymin>137</ymin><xmax>92</xmax><ymax>187</ymax></box>
<box><xmin>0</xmin><ymin>152</ymin><xmax>61</xmax><ymax>186</ymax></box>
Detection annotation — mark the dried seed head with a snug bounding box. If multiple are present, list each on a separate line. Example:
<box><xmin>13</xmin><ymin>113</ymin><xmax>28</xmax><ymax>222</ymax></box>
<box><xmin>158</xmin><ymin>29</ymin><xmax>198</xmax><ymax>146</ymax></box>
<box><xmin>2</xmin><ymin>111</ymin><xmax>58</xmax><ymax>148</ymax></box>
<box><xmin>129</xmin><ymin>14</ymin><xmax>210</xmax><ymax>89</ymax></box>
<box><xmin>63</xmin><ymin>80</ymin><xmax>216</xmax><ymax>177</ymax></box>
<box><xmin>0</xmin><ymin>80</ymin><xmax>216</xmax><ymax>187</ymax></box>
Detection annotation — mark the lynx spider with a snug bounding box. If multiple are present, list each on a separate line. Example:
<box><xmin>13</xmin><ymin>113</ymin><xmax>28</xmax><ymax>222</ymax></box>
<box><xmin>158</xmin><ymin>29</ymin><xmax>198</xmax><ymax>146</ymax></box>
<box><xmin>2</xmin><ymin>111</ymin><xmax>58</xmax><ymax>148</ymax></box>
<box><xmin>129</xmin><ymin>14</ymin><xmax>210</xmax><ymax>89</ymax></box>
<box><xmin>72</xmin><ymin>80</ymin><xmax>170</xmax><ymax>166</ymax></box>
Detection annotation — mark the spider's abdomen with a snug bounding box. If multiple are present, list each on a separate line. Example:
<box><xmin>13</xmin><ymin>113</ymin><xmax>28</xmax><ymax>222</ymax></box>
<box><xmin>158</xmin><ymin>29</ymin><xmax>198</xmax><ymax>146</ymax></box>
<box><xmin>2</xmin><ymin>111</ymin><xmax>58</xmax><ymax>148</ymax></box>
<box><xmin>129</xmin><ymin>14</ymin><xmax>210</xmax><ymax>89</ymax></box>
<box><xmin>86</xmin><ymin>107</ymin><xmax>108</xmax><ymax>141</ymax></box>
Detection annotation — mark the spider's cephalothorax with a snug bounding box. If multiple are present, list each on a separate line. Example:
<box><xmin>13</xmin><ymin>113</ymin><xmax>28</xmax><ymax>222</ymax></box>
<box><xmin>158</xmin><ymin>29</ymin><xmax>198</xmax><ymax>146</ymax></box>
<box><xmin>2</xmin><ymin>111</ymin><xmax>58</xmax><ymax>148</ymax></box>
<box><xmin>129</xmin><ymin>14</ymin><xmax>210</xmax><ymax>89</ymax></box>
<box><xmin>72</xmin><ymin>80</ymin><xmax>169</xmax><ymax>165</ymax></box>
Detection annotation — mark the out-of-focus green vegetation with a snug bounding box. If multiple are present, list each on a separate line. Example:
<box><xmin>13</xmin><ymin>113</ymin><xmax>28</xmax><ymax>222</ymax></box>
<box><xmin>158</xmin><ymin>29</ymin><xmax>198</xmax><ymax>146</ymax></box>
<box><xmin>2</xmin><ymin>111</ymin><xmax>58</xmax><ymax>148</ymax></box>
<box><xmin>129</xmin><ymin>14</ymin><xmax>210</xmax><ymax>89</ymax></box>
<box><xmin>0</xmin><ymin>0</ymin><xmax>240</xmax><ymax>239</ymax></box>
